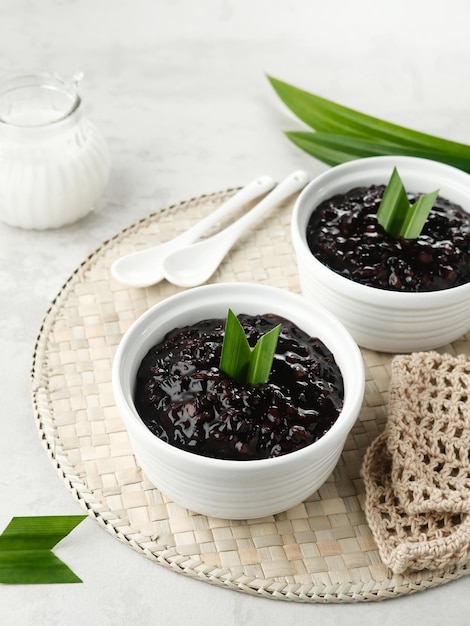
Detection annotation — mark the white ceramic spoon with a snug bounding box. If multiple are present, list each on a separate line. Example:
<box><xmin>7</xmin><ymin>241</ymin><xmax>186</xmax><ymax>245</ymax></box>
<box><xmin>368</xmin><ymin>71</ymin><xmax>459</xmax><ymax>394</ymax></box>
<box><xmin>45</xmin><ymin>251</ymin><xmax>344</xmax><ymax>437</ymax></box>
<box><xmin>111</xmin><ymin>174</ymin><xmax>275</xmax><ymax>288</ymax></box>
<box><xmin>162</xmin><ymin>169</ymin><xmax>309</xmax><ymax>288</ymax></box>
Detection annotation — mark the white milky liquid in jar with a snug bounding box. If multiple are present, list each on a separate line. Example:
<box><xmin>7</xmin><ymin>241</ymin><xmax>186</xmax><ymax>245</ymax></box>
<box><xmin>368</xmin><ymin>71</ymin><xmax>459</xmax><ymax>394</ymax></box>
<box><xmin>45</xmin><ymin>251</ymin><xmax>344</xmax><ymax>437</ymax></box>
<box><xmin>0</xmin><ymin>72</ymin><xmax>110</xmax><ymax>229</ymax></box>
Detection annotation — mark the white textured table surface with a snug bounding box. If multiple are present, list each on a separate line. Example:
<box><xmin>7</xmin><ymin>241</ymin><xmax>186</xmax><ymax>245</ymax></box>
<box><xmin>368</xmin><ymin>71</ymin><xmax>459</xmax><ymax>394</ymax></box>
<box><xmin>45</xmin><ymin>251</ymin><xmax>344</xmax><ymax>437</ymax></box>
<box><xmin>1</xmin><ymin>1</ymin><xmax>469</xmax><ymax>624</ymax></box>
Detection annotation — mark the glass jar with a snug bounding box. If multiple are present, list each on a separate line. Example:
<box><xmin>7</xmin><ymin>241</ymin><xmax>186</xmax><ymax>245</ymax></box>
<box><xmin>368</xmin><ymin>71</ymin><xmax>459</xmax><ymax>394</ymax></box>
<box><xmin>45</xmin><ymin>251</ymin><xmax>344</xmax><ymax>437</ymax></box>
<box><xmin>0</xmin><ymin>72</ymin><xmax>110</xmax><ymax>229</ymax></box>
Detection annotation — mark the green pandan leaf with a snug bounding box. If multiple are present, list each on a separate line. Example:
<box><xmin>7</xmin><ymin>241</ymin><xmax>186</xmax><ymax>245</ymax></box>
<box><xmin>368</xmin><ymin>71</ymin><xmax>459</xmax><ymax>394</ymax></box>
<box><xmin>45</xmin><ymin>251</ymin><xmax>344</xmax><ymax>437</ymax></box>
<box><xmin>219</xmin><ymin>309</ymin><xmax>251</xmax><ymax>383</ymax></box>
<box><xmin>246</xmin><ymin>322</ymin><xmax>281</xmax><ymax>385</ymax></box>
<box><xmin>284</xmin><ymin>131</ymin><xmax>470</xmax><ymax>171</ymax></box>
<box><xmin>377</xmin><ymin>168</ymin><xmax>439</xmax><ymax>239</ymax></box>
<box><xmin>0</xmin><ymin>516</ymin><xmax>86</xmax><ymax>584</ymax></box>
<box><xmin>219</xmin><ymin>309</ymin><xmax>281</xmax><ymax>385</ymax></box>
<box><xmin>401</xmin><ymin>188</ymin><xmax>440</xmax><ymax>238</ymax></box>
<box><xmin>267</xmin><ymin>76</ymin><xmax>470</xmax><ymax>171</ymax></box>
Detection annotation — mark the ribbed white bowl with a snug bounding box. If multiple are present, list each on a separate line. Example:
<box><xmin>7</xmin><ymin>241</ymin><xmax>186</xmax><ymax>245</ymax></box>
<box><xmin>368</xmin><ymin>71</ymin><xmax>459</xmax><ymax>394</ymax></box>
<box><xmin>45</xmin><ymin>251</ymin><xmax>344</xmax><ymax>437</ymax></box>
<box><xmin>112</xmin><ymin>283</ymin><xmax>365</xmax><ymax>519</ymax></box>
<box><xmin>292</xmin><ymin>156</ymin><xmax>470</xmax><ymax>353</ymax></box>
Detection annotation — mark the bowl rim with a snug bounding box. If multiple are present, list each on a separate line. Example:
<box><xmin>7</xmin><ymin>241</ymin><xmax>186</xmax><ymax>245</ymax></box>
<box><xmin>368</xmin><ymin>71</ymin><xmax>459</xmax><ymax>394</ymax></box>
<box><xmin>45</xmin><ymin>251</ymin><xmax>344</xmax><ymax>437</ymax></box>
<box><xmin>112</xmin><ymin>282</ymin><xmax>365</xmax><ymax>471</ymax></box>
<box><xmin>291</xmin><ymin>155</ymin><xmax>470</xmax><ymax>305</ymax></box>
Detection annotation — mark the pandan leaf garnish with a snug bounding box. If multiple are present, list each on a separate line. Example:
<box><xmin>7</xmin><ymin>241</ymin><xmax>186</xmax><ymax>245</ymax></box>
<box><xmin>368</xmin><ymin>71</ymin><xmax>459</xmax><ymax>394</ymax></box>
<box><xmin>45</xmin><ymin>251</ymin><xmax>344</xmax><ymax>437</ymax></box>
<box><xmin>377</xmin><ymin>167</ymin><xmax>439</xmax><ymax>238</ymax></box>
<box><xmin>219</xmin><ymin>309</ymin><xmax>281</xmax><ymax>385</ymax></box>
<box><xmin>0</xmin><ymin>516</ymin><xmax>86</xmax><ymax>584</ymax></box>
<box><xmin>267</xmin><ymin>76</ymin><xmax>470</xmax><ymax>172</ymax></box>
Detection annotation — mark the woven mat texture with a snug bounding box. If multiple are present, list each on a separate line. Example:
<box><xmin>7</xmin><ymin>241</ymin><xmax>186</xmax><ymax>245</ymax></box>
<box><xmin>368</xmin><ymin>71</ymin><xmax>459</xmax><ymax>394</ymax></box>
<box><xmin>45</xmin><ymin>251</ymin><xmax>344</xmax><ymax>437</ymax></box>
<box><xmin>31</xmin><ymin>189</ymin><xmax>470</xmax><ymax>603</ymax></box>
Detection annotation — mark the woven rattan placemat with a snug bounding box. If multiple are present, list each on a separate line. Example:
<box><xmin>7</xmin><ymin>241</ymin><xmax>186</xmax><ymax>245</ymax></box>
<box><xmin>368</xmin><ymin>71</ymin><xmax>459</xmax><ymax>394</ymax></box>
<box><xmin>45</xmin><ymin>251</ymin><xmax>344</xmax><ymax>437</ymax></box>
<box><xmin>31</xmin><ymin>188</ymin><xmax>469</xmax><ymax>603</ymax></box>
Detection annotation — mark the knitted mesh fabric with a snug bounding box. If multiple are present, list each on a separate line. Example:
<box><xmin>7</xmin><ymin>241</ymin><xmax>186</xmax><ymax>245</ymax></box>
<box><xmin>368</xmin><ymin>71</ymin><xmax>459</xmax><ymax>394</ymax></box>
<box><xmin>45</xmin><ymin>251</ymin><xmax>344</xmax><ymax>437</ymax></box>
<box><xmin>387</xmin><ymin>352</ymin><xmax>470</xmax><ymax>514</ymax></box>
<box><xmin>361</xmin><ymin>352</ymin><xmax>470</xmax><ymax>574</ymax></box>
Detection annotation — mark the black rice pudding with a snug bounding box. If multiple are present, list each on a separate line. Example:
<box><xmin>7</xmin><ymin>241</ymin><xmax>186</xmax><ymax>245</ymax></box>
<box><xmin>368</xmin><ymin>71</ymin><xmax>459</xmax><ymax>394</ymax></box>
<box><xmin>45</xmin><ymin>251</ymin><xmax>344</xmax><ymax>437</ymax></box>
<box><xmin>134</xmin><ymin>313</ymin><xmax>344</xmax><ymax>461</ymax></box>
<box><xmin>306</xmin><ymin>184</ymin><xmax>470</xmax><ymax>292</ymax></box>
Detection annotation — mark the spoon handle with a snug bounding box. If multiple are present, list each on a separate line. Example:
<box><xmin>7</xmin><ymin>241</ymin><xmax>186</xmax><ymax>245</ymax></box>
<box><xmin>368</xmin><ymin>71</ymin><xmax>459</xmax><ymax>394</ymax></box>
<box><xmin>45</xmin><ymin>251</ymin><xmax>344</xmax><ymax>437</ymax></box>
<box><xmin>169</xmin><ymin>174</ymin><xmax>276</xmax><ymax>247</ymax></box>
<box><xmin>213</xmin><ymin>170</ymin><xmax>309</xmax><ymax>249</ymax></box>
<box><xmin>162</xmin><ymin>170</ymin><xmax>310</xmax><ymax>288</ymax></box>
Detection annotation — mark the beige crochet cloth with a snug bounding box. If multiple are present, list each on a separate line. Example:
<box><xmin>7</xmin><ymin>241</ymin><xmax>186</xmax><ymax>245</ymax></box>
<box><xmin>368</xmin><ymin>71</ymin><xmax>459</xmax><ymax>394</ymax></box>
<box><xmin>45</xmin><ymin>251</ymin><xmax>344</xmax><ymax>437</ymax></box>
<box><xmin>361</xmin><ymin>351</ymin><xmax>470</xmax><ymax>574</ymax></box>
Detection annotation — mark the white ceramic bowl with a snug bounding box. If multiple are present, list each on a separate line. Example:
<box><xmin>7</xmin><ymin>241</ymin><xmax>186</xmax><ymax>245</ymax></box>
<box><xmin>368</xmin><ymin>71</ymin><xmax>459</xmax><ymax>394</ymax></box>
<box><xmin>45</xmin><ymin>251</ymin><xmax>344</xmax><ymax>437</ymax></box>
<box><xmin>112</xmin><ymin>282</ymin><xmax>364</xmax><ymax>519</ymax></box>
<box><xmin>292</xmin><ymin>156</ymin><xmax>470</xmax><ymax>353</ymax></box>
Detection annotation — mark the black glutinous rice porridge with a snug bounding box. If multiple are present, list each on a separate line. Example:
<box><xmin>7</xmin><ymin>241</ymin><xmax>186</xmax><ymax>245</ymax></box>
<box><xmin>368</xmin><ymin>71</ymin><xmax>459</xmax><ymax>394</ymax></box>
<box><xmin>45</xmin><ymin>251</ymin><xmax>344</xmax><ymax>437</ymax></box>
<box><xmin>306</xmin><ymin>184</ymin><xmax>470</xmax><ymax>292</ymax></box>
<box><xmin>134</xmin><ymin>313</ymin><xmax>344</xmax><ymax>461</ymax></box>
